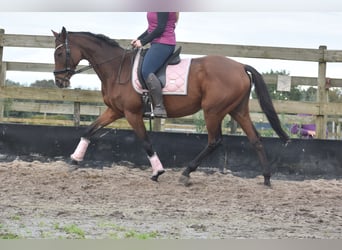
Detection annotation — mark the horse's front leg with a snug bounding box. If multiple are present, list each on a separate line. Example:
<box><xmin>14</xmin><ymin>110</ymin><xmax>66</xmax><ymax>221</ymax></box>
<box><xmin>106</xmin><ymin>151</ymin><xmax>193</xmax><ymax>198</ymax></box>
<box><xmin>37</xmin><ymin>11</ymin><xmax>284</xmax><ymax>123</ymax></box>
<box><xmin>70</xmin><ymin>108</ymin><xmax>122</xmax><ymax>166</ymax></box>
<box><xmin>125</xmin><ymin>112</ymin><xmax>165</xmax><ymax>181</ymax></box>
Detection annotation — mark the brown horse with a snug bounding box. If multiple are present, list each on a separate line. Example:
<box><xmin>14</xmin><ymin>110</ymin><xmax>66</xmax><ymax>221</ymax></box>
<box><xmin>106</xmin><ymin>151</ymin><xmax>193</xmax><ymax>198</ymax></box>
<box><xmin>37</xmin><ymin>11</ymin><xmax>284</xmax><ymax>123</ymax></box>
<box><xmin>52</xmin><ymin>27</ymin><xmax>289</xmax><ymax>186</ymax></box>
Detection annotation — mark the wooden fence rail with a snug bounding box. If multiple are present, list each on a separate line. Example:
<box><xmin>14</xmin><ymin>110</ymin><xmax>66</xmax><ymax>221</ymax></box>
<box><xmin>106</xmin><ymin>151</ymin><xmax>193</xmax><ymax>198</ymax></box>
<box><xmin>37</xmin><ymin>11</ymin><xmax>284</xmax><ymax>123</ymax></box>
<box><xmin>1</xmin><ymin>29</ymin><xmax>342</xmax><ymax>139</ymax></box>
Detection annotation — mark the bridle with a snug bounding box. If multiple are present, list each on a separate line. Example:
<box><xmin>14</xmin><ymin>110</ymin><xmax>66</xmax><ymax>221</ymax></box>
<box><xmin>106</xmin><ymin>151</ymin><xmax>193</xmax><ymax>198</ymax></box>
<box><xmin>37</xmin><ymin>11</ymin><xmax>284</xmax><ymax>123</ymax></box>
<box><xmin>53</xmin><ymin>31</ymin><xmax>78</xmax><ymax>82</ymax></box>
<box><xmin>53</xmin><ymin>31</ymin><xmax>135</xmax><ymax>84</ymax></box>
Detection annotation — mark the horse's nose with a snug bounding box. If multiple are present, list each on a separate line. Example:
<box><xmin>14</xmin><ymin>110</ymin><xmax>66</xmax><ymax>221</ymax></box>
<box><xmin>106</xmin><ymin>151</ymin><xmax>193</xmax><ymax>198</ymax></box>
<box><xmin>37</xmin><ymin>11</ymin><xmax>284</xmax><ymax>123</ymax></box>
<box><xmin>55</xmin><ymin>78</ymin><xmax>70</xmax><ymax>88</ymax></box>
<box><xmin>55</xmin><ymin>79</ymin><xmax>63</xmax><ymax>88</ymax></box>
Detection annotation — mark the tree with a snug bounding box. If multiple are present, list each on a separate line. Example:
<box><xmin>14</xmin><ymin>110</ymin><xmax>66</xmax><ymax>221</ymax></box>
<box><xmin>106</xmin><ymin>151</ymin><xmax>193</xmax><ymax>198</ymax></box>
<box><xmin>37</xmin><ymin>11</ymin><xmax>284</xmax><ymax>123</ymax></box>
<box><xmin>328</xmin><ymin>88</ymin><xmax>342</xmax><ymax>103</ymax></box>
<box><xmin>301</xmin><ymin>87</ymin><xmax>317</xmax><ymax>102</ymax></box>
<box><xmin>30</xmin><ymin>79</ymin><xmax>55</xmax><ymax>88</ymax></box>
<box><xmin>5</xmin><ymin>79</ymin><xmax>21</xmax><ymax>86</ymax></box>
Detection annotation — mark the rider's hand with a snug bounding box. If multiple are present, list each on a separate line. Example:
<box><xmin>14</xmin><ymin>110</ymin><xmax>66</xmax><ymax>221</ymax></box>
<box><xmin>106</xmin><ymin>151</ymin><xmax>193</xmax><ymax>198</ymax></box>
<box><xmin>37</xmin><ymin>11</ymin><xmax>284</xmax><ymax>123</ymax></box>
<box><xmin>131</xmin><ymin>39</ymin><xmax>142</xmax><ymax>48</ymax></box>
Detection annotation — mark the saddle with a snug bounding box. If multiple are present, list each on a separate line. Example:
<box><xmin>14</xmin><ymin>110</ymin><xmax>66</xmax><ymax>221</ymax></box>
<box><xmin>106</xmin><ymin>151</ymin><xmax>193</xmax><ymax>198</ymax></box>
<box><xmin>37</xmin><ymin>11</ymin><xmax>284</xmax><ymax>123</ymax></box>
<box><xmin>134</xmin><ymin>46</ymin><xmax>183</xmax><ymax>119</ymax></box>
<box><xmin>137</xmin><ymin>46</ymin><xmax>182</xmax><ymax>89</ymax></box>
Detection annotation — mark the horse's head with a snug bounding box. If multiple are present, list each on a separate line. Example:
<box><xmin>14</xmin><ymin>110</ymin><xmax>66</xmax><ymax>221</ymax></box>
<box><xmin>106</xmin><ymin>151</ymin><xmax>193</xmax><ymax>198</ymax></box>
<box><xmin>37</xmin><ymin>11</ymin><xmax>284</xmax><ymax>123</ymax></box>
<box><xmin>52</xmin><ymin>27</ymin><xmax>82</xmax><ymax>88</ymax></box>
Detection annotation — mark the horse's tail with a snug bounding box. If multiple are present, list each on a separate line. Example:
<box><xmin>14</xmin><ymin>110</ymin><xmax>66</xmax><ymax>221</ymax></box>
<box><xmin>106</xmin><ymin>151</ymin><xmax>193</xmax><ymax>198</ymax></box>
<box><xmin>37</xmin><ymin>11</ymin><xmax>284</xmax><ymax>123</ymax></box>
<box><xmin>244</xmin><ymin>64</ymin><xmax>290</xmax><ymax>144</ymax></box>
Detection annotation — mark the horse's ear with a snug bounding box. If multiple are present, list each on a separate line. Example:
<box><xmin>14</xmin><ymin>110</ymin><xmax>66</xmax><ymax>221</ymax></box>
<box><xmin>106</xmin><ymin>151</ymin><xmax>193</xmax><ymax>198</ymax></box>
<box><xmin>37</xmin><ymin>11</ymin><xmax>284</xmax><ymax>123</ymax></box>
<box><xmin>61</xmin><ymin>27</ymin><xmax>67</xmax><ymax>40</ymax></box>
<box><xmin>51</xmin><ymin>30</ymin><xmax>59</xmax><ymax>38</ymax></box>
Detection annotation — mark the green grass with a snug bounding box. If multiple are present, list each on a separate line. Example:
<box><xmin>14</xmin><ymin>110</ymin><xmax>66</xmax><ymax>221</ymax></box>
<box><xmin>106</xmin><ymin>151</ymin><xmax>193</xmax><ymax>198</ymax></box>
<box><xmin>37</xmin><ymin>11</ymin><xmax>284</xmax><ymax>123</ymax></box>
<box><xmin>98</xmin><ymin>221</ymin><xmax>160</xmax><ymax>239</ymax></box>
<box><xmin>98</xmin><ymin>222</ymin><xmax>126</xmax><ymax>231</ymax></box>
<box><xmin>10</xmin><ymin>215</ymin><xmax>21</xmax><ymax>221</ymax></box>
<box><xmin>0</xmin><ymin>227</ymin><xmax>20</xmax><ymax>239</ymax></box>
<box><xmin>0</xmin><ymin>233</ymin><xmax>20</xmax><ymax>239</ymax></box>
<box><xmin>124</xmin><ymin>230</ymin><xmax>159</xmax><ymax>239</ymax></box>
<box><xmin>63</xmin><ymin>224</ymin><xmax>85</xmax><ymax>239</ymax></box>
<box><xmin>0</xmin><ymin>223</ymin><xmax>20</xmax><ymax>239</ymax></box>
<box><xmin>53</xmin><ymin>222</ymin><xmax>85</xmax><ymax>239</ymax></box>
<box><xmin>53</xmin><ymin>222</ymin><xmax>60</xmax><ymax>230</ymax></box>
<box><xmin>0</xmin><ymin>220</ymin><xmax>160</xmax><ymax>239</ymax></box>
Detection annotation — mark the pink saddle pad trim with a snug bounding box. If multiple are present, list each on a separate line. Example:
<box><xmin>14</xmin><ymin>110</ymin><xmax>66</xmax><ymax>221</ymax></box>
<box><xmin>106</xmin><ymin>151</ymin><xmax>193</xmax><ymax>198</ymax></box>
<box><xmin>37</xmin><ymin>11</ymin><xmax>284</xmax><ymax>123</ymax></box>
<box><xmin>132</xmin><ymin>50</ymin><xmax>191</xmax><ymax>95</ymax></box>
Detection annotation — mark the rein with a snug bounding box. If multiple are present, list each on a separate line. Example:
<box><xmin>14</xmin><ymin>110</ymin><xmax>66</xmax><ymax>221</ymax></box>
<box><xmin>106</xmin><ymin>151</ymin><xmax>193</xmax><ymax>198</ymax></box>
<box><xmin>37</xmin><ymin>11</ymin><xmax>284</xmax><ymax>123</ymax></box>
<box><xmin>116</xmin><ymin>47</ymin><xmax>136</xmax><ymax>85</ymax></box>
<box><xmin>54</xmin><ymin>31</ymin><xmax>135</xmax><ymax>84</ymax></box>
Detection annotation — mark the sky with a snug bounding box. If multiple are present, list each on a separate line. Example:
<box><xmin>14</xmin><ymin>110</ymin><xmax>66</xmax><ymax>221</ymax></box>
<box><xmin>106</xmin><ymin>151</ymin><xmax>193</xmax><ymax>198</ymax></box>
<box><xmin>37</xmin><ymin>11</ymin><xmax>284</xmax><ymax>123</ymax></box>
<box><xmin>1</xmin><ymin>8</ymin><xmax>342</xmax><ymax>89</ymax></box>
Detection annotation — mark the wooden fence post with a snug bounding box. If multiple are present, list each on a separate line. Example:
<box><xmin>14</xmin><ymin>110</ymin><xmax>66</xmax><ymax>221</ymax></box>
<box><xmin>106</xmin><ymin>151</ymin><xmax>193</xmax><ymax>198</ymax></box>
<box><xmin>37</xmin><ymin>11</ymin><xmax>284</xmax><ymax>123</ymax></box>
<box><xmin>0</xmin><ymin>29</ymin><xmax>5</xmax><ymax>121</ymax></box>
<box><xmin>0</xmin><ymin>29</ymin><xmax>4</xmax><ymax>82</ymax></box>
<box><xmin>316</xmin><ymin>45</ymin><xmax>328</xmax><ymax>139</ymax></box>
<box><xmin>153</xmin><ymin>118</ymin><xmax>162</xmax><ymax>131</ymax></box>
<box><xmin>228</xmin><ymin>116</ymin><xmax>237</xmax><ymax>134</ymax></box>
<box><xmin>74</xmin><ymin>102</ymin><xmax>81</xmax><ymax>127</ymax></box>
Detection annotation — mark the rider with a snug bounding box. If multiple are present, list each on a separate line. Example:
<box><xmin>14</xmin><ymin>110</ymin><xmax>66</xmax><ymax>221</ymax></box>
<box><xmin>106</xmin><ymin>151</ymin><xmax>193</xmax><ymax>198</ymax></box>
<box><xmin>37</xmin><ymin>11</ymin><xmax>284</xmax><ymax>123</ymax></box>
<box><xmin>131</xmin><ymin>12</ymin><xmax>179</xmax><ymax>118</ymax></box>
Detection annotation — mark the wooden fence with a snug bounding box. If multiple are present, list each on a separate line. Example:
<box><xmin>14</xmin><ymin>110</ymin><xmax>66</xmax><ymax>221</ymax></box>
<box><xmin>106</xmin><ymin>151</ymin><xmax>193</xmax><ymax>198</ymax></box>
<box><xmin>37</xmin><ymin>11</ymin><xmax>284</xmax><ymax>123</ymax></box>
<box><xmin>0</xmin><ymin>29</ymin><xmax>342</xmax><ymax>139</ymax></box>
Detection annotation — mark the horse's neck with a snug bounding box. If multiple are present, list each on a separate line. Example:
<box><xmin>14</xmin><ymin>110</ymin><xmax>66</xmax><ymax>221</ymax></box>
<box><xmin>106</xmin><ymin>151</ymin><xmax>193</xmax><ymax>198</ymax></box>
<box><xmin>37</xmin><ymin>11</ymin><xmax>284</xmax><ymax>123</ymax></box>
<box><xmin>77</xmin><ymin>37</ymin><xmax>118</xmax><ymax>64</ymax></box>
<box><xmin>74</xmin><ymin>36</ymin><xmax>124</xmax><ymax>82</ymax></box>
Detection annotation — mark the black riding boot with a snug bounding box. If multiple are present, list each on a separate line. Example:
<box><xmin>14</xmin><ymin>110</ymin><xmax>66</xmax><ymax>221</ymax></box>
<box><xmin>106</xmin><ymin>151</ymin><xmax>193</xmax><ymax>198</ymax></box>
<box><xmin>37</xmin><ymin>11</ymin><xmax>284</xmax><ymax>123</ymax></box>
<box><xmin>145</xmin><ymin>73</ymin><xmax>167</xmax><ymax>118</ymax></box>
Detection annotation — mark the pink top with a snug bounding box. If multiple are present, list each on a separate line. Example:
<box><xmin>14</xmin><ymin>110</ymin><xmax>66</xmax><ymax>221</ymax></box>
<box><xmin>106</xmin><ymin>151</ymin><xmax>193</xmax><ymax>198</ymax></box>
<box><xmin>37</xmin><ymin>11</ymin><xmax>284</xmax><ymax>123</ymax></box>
<box><xmin>146</xmin><ymin>12</ymin><xmax>177</xmax><ymax>45</ymax></box>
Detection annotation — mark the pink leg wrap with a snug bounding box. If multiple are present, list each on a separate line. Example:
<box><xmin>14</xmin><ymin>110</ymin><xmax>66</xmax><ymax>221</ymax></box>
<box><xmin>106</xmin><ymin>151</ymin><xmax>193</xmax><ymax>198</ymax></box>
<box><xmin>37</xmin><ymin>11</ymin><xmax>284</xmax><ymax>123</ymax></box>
<box><xmin>70</xmin><ymin>137</ymin><xmax>90</xmax><ymax>162</ymax></box>
<box><xmin>148</xmin><ymin>153</ymin><xmax>164</xmax><ymax>176</ymax></box>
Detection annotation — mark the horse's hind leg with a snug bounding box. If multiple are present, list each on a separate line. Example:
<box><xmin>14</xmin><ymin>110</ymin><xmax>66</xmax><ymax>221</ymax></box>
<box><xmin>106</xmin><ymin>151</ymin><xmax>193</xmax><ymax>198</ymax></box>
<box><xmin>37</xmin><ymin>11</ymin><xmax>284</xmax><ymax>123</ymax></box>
<box><xmin>179</xmin><ymin>115</ymin><xmax>223</xmax><ymax>186</ymax></box>
<box><xmin>70</xmin><ymin>108</ymin><xmax>121</xmax><ymax>165</ymax></box>
<box><xmin>231</xmin><ymin>111</ymin><xmax>271</xmax><ymax>186</ymax></box>
<box><xmin>179</xmin><ymin>138</ymin><xmax>222</xmax><ymax>186</ymax></box>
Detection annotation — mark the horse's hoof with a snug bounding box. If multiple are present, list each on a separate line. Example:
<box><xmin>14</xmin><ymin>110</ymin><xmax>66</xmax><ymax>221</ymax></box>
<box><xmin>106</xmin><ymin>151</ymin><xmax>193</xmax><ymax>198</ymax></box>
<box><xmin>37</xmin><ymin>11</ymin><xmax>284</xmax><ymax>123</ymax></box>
<box><xmin>71</xmin><ymin>159</ymin><xmax>78</xmax><ymax>165</ymax></box>
<box><xmin>68</xmin><ymin>160</ymin><xmax>79</xmax><ymax>172</ymax></box>
<box><xmin>264</xmin><ymin>179</ymin><xmax>271</xmax><ymax>187</ymax></box>
<box><xmin>262</xmin><ymin>174</ymin><xmax>272</xmax><ymax>187</ymax></box>
<box><xmin>179</xmin><ymin>174</ymin><xmax>191</xmax><ymax>187</ymax></box>
<box><xmin>150</xmin><ymin>170</ymin><xmax>165</xmax><ymax>182</ymax></box>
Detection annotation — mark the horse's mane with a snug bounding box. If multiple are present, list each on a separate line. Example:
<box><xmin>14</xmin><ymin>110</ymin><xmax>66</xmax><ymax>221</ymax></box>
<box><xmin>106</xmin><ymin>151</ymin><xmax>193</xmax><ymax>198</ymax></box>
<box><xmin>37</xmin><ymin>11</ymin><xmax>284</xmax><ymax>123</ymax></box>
<box><xmin>69</xmin><ymin>31</ymin><xmax>121</xmax><ymax>48</ymax></box>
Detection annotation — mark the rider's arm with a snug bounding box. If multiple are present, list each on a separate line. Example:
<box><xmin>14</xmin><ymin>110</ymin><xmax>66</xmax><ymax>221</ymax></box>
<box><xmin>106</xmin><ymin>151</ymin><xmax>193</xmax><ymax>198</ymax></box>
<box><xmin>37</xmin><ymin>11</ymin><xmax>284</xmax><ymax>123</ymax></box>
<box><xmin>139</xmin><ymin>12</ymin><xmax>169</xmax><ymax>46</ymax></box>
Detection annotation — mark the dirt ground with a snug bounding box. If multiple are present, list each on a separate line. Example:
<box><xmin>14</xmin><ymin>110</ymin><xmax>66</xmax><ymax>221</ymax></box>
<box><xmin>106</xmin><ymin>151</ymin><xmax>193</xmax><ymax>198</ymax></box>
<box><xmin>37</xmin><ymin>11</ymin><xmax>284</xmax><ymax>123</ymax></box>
<box><xmin>0</xmin><ymin>159</ymin><xmax>342</xmax><ymax>239</ymax></box>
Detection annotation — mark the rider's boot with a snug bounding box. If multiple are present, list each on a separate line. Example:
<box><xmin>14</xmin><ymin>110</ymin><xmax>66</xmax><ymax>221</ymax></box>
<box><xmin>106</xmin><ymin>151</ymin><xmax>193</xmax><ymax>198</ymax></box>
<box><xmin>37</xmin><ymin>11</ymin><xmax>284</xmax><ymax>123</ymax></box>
<box><xmin>145</xmin><ymin>73</ymin><xmax>167</xmax><ymax>118</ymax></box>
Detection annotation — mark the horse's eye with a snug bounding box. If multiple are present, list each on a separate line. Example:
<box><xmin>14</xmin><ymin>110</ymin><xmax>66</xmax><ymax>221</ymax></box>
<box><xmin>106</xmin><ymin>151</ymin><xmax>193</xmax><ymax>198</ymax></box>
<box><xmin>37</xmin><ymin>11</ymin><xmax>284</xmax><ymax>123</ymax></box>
<box><xmin>54</xmin><ymin>51</ymin><xmax>63</xmax><ymax>59</ymax></box>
